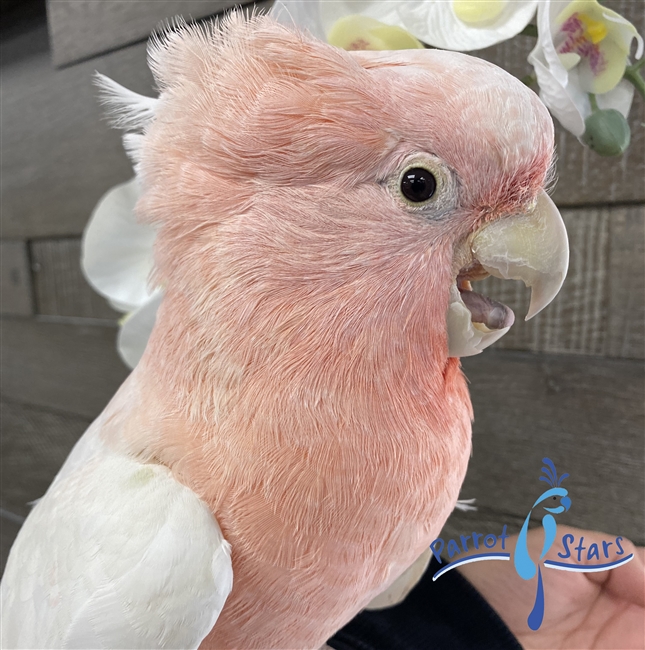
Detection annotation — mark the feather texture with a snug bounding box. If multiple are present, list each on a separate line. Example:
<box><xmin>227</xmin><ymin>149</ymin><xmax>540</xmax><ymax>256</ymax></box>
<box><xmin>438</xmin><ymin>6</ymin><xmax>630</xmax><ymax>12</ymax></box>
<box><xmin>94</xmin><ymin>73</ymin><xmax>158</xmax><ymax>132</ymax></box>
<box><xmin>1</xmin><ymin>401</ymin><xmax>232</xmax><ymax>649</ymax></box>
<box><xmin>94</xmin><ymin>73</ymin><xmax>158</xmax><ymax>167</ymax></box>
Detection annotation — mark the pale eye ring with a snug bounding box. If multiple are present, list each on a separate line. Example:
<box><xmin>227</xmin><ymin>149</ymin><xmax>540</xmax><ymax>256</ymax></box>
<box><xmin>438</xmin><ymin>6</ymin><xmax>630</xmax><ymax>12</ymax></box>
<box><xmin>400</xmin><ymin>167</ymin><xmax>437</xmax><ymax>203</ymax></box>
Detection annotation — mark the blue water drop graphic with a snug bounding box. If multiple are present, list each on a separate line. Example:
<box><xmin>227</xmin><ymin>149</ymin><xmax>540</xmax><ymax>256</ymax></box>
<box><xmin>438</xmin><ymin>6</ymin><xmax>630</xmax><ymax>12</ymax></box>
<box><xmin>527</xmin><ymin>565</ymin><xmax>545</xmax><ymax>630</ymax></box>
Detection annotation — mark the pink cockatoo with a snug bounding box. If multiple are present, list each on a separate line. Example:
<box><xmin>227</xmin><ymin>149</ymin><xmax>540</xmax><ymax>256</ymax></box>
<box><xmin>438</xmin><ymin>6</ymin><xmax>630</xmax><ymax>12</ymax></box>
<box><xmin>1</xmin><ymin>12</ymin><xmax>568</xmax><ymax>650</ymax></box>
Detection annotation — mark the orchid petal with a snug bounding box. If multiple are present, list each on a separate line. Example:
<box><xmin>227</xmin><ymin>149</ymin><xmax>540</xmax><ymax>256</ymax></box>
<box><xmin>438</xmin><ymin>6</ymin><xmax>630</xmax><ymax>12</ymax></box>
<box><xmin>270</xmin><ymin>0</ymin><xmax>327</xmax><ymax>40</ymax></box>
<box><xmin>396</xmin><ymin>0</ymin><xmax>539</xmax><ymax>51</ymax></box>
<box><xmin>529</xmin><ymin>53</ymin><xmax>587</xmax><ymax>136</ymax></box>
<box><xmin>527</xmin><ymin>0</ymin><xmax>637</xmax><ymax>140</ymax></box>
<box><xmin>319</xmin><ymin>1</ymin><xmax>403</xmax><ymax>37</ymax></box>
<box><xmin>551</xmin><ymin>0</ymin><xmax>642</xmax><ymax>94</ymax></box>
<box><xmin>578</xmin><ymin>37</ymin><xmax>631</xmax><ymax>94</ymax></box>
<box><xmin>82</xmin><ymin>178</ymin><xmax>157</xmax><ymax>313</ymax></box>
<box><xmin>596</xmin><ymin>78</ymin><xmax>634</xmax><ymax>117</ymax></box>
<box><xmin>273</xmin><ymin>0</ymin><xmax>539</xmax><ymax>52</ymax></box>
<box><xmin>535</xmin><ymin>0</ymin><xmax>571</xmax><ymax>86</ymax></box>
<box><xmin>117</xmin><ymin>292</ymin><xmax>163</xmax><ymax>369</ymax></box>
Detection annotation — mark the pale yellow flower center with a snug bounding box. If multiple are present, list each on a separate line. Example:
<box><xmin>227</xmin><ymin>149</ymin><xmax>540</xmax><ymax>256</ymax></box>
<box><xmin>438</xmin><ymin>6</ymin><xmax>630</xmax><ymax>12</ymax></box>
<box><xmin>327</xmin><ymin>15</ymin><xmax>424</xmax><ymax>51</ymax></box>
<box><xmin>554</xmin><ymin>0</ymin><xmax>639</xmax><ymax>95</ymax></box>
<box><xmin>556</xmin><ymin>9</ymin><xmax>610</xmax><ymax>78</ymax></box>
<box><xmin>452</xmin><ymin>0</ymin><xmax>506</xmax><ymax>25</ymax></box>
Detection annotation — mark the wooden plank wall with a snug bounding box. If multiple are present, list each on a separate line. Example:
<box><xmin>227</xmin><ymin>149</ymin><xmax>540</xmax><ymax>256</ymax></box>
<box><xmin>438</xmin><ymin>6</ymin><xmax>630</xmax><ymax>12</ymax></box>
<box><xmin>2</xmin><ymin>0</ymin><xmax>644</xmax><ymax>576</ymax></box>
<box><xmin>47</xmin><ymin>0</ymin><xmax>247</xmax><ymax>67</ymax></box>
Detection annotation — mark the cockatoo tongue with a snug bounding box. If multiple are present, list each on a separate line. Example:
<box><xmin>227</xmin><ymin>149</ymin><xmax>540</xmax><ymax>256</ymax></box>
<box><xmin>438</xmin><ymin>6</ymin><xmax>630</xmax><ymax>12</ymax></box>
<box><xmin>459</xmin><ymin>289</ymin><xmax>515</xmax><ymax>330</ymax></box>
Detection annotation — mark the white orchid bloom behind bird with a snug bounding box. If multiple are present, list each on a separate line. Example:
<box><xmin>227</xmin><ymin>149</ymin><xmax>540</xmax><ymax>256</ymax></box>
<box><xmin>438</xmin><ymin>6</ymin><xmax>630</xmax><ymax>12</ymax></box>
<box><xmin>270</xmin><ymin>0</ymin><xmax>424</xmax><ymax>49</ymax></box>
<box><xmin>395</xmin><ymin>0</ymin><xmax>539</xmax><ymax>50</ymax></box>
<box><xmin>116</xmin><ymin>291</ymin><xmax>164</xmax><ymax>369</ymax></box>
<box><xmin>82</xmin><ymin>177</ymin><xmax>161</xmax><ymax>368</ymax></box>
<box><xmin>528</xmin><ymin>0</ymin><xmax>643</xmax><ymax>146</ymax></box>
<box><xmin>272</xmin><ymin>0</ymin><xmax>539</xmax><ymax>51</ymax></box>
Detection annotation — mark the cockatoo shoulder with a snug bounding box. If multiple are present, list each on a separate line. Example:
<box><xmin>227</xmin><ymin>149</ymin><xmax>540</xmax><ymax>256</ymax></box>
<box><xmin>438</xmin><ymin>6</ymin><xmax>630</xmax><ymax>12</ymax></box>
<box><xmin>364</xmin><ymin>548</ymin><xmax>433</xmax><ymax>611</ymax></box>
<box><xmin>1</xmin><ymin>448</ymin><xmax>232</xmax><ymax>649</ymax></box>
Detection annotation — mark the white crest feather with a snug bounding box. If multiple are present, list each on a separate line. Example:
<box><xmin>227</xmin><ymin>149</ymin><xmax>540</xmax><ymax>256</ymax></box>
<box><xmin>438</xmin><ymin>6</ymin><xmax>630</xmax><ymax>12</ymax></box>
<box><xmin>94</xmin><ymin>72</ymin><xmax>158</xmax><ymax>132</ymax></box>
<box><xmin>94</xmin><ymin>72</ymin><xmax>158</xmax><ymax>166</ymax></box>
<box><xmin>454</xmin><ymin>498</ymin><xmax>477</xmax><ymax>512</ymax></box>
<box><xmin>122</xmin><ymin>132</ymin><xmax>147</xmax><ymax>166</ymax></box>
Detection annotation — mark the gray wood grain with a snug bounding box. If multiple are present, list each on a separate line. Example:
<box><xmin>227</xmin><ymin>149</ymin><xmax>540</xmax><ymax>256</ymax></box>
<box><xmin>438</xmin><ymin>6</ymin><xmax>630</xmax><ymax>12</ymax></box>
<box><xmin>31</xmin><ymin>238</ymin><xmax>119</xmax><ymax>320</ymax></box>
<box><xmin>1</xmin><ymin>513</ymin><xmax>23</xmax><ymax>579</ymax></box>
<box><xmin>1</xmin><ymin>25</ymin><xmax>152</xmax><ymax>240</ymax></box>
<box><xmin>0</xmin><ymin>241</ymin><xmax>33</xmax><ymax>316</ymax></box>
<box><xmin>457</xmin><ymin>350</ymin><xmax>644</xmax><ymax>546</ymax></box>
<box><xmin>1</xmin><ymin>317</ymin><xmax>129</xmax><ymax>419</ymax></box>
<box><xmin>478</xmin><ymin>204</ymin><xmax>644</xmax><ymax>359</ymax></box>
<box><xmin>606</xmin><ymin>204</ymin><xmax>645</xmax><ymax>358</ymax></box>
<box><xmin>0</xmin><ymin>398</ymin><xmax>92</xmax><ymax>576</ymax></box>
<box><xmin>0</xmin><ymin>399</ymin><xmax>92</xmax><ymax>519</ymax></box>
<box><xmin>47</xmin><ymin>0</ymin><xmax>249</xmax><ymax>67</ymax></box>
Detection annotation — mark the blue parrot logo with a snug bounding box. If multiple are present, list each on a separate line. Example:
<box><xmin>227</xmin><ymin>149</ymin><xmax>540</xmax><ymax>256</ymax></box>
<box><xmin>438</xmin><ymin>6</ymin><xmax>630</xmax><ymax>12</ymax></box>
<box><xmin>513</xmin><ymin>458</ymin><xmax>571</xmax><ymax>630</ymax></box>
<box><xmin>431</xmin><ymin>457</ymin><xmax>632</xmax><ymax>631</ymax></box>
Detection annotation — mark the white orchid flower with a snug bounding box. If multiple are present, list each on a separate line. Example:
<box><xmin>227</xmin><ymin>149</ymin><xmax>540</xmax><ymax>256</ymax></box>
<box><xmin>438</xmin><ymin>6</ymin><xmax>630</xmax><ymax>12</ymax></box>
<box><xmin>271</xmin><ymin>0</ymin><xmax>539</xmax><ymax>51</ymax></box>
<box><xmin>82</xmin><ymin>177</ymin><xmax>161</xmax><ymax>368</ymax></box>
<box><xmin>528</xmin><ymin>0</ymin><xmax>643</xmax><ymax>145</ymax></box>
<box><xmin>117</xmin><ymin>291</ymin><xmax>163</xmax><ymax>369</ymax></box>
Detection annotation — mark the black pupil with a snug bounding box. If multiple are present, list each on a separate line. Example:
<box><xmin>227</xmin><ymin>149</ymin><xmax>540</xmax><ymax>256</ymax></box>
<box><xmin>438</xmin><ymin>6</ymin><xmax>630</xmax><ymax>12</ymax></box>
<box><xmin>401</xmin><ymin>168</ymin><xmax>437</xmax><ymax>203</ymax></box>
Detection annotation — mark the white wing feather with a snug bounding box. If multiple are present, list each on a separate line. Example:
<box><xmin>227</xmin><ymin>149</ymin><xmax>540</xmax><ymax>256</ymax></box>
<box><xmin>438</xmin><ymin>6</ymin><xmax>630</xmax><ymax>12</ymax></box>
<box><xmin>1</xmin><ymin>448</ymin><xmax>232</xmax><ymax>649</ymax></box>
<box><xmin>364</xmin><ymin>548</ymin><xmax>432</xmax><ymax>611</ymax></box>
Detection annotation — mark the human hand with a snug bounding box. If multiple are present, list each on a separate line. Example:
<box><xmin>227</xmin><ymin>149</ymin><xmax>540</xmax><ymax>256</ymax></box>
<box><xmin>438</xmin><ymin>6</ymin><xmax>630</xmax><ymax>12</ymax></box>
<box><xmin>457</xmin><ymin>525</ymin><xmax>645</xmax><ymax>649</ymax></box>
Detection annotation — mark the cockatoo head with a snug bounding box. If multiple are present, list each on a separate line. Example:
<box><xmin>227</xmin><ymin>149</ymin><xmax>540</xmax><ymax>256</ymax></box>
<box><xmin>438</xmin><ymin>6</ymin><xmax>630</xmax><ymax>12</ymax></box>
<box><xmin>120</xmin><ymin>12</ymin><xmax>566</xmax><ymax>393</ymax></box>
<box><xmin>534</xmin><ymin>487</ymin><xmax>572</xmax><ymax>514</ymax></box>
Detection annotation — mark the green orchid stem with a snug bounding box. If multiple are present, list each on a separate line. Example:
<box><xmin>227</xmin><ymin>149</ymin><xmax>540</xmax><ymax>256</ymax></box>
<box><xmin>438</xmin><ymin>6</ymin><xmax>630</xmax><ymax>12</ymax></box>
<box><xmin>589</xmin><ymin>93</ymin><xmax>600</xmax><ymax>112</ymax></box>
<box><xmin>624</xmin><ymin>62</ymin><xmax>645</xmax><ymax>100</ymax></box>
<box><xmin>520</xmin><ymin>24</ymin><xmax>538</xmax><ymax>38</ymax></box>
<box><xmin>521</xmin><ymin>73</ymin><xmax>537</xmax><ymax>88</ymax></box>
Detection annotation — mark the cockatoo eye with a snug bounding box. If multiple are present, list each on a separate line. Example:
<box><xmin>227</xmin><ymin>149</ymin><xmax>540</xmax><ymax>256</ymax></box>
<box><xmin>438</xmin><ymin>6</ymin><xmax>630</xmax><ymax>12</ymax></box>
<box><xmin>390</xmin><ymin>155</ymin><xmax>453</xmax><ymax>214</ymax></box>
<box><xmin>400</xmin><ymin>168</ymin><xmax>436</xmax><ymax>203</ymax></box>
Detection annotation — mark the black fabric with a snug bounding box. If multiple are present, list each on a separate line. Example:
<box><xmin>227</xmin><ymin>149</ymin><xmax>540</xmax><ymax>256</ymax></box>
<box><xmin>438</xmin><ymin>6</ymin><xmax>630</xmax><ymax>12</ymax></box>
<box><xmin>327</xmin><ymin>557</ymin><xmax>522</xmax><ymax>650</ymax></box>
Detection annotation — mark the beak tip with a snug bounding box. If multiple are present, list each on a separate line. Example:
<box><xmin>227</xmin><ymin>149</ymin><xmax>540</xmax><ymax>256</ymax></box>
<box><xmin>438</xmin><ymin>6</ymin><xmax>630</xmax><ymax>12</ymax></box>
<box><xmin>525</xmin><ymin>267</ymin><xmax>567</xmax><ymax>322</ymax></box>
<box><xmin>525</xmin><ymin>302</ymin><xmax>546</xmax><ymax>321</ymax></box>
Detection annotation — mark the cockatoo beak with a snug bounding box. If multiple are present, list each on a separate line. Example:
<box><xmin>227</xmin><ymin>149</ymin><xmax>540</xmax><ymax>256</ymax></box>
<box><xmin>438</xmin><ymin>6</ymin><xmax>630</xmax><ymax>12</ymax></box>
<box><xmin>471</xmin><ymin>190</ymin><xmax>569</xmax><ymax>321</ymax></box>
<box><xmin>447</xmin><ymin>191</ymin><xmax>569</xmax><ymax>358</ymax></box>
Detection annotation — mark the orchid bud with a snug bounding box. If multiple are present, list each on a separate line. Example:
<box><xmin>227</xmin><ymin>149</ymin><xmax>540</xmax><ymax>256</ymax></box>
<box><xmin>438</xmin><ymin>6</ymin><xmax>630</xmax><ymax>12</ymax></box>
<box><xmin>581</xmin><ymin>108</ymin><xmax>631</xmax><ymax>157</ymax></box>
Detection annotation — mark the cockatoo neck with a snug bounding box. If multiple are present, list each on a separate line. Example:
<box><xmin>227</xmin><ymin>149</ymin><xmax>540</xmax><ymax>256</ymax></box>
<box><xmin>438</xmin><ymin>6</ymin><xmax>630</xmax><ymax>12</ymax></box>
<box><xmin>140</xmin><ymin>229</ymin><xmax>460</xmax><ymax>434</ymax></box>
